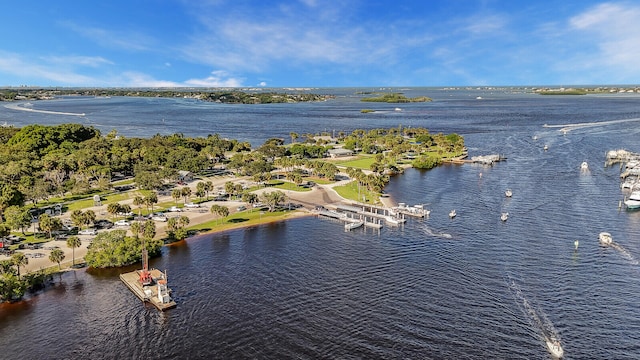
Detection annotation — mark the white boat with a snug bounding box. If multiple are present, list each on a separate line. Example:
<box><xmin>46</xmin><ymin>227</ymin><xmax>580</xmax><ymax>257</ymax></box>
<box><xmin>544</xmin><ymin>144</ymin><xmax>549</xmax><ymax>151</ymax></box>
<box><xmin>394</xmin><ymin>107</ymin><xmax>402</xmax><ymax>112</ymax></box>
<box><xmin>449</xmin><ymin>209</ymin><xmax>456</xmax><ymax>218</ymax></box>
<box><xmin>545</xmin><ymin>336</ymin><xmax>564</xmax><ymax>358</ymax></box>
<box><xmin>501</xmin><ymin>212</ymin><xmax>509</xmax><ymax>222</ymax></box>
<box><xmin>505</xmin><ymin>189</ymin><xmax>512</xmax><ymax>198</ymax></box>
<box><xmin>599</xmin><ymin>232</ymin><xmax>613</xmax><ymax>245</ymax></box>
<box><xmin>624</xmin><ymin>191</ymin><xmax>640</xmax><ymax>209</ymax></box>
<box><xmin>385</xmin><ymin>216</ymin><xmax>406</xmax><ymax>225</ymax></box>
<box><xmin>581</xmin><ymin>161</ymin><xmax>589</xmax><ymax>170</ymax></box>
<box><xmin>344</xmin><ymin>220</ymin><xmax>364</xmax><ymax>231</ymax></box>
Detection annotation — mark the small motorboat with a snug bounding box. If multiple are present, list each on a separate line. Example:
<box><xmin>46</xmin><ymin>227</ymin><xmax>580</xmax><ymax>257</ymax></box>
<box><xmin>544</xmin><ymin>144</ymin><xmax>549</xmax><ymax>151</ymax></box>
<box><xmin>505</xmin><ymin>189</ymin><xmax>512</xmax><ymax>198</ymax></box>
<box><xmin>599</xmin><ymin>232</ymin><xmax>613</xmax><ymax>245</ymax></box>
<box><xmin>501</xmin><ymin>212</ymin><xmax>509</xmax><ymax>222</ymax></box>
<box><xmin>449</xmin><ymin>209</ymin><xmax>456</xmax><ymax>218</ymax></box>
<box><xmin>545</xmin><ymin>336</ymin><xmax>564</xmax><ymax>358</ymax></box>
<box><xmin>581</xmin><ymin>161</ymin><xmax>589</xmax><ymax>171</ymax></box>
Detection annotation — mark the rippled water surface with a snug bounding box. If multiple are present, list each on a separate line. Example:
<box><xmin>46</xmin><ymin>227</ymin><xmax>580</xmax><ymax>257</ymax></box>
<box><xmin>2</xmin><ymin>89</ymin><xmax>640</xmax><ymax>359</ymax></box>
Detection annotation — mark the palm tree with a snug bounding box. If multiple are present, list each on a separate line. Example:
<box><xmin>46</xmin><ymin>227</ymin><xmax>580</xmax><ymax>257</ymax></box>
<box><xmin>106</xmin><ymin>202</ymin><xmax>121</xmax><ymax>220</ymax></box>
<box><xmin>203</xmin><ymin>181</ymin><xmax>213</xmax><ymax>200</ymax></box>
<box><xmin>144</xmin><ymin>192</ymin><xmax>158</xmax><ymax>213</ymax></box>
<box><xmin>66</xmin><ymin>236</ymin><xmax>81</xmax><ymax>266</ymax></box>
<box><xmin>133</xmin><ymin>195</ymin><xmax>144</xmax><ymax>217</ymax></box>
<box><xmin>171</xmin><ymin>188</ymin><xmax>182</xmax><ymax>204</ymax></box>
<box><xmin>12</xmin><ymin>252</ymin><xmax>28</xmax><ymax>278</ymax></box>
<box><xmin>181</xmin><ymin>187</ymin><xmax>192</xmax><ymax>203</ymax></box>
<box><xmin>49</xmin><ymin>248</ymin><xmax>65</xmax><ymax>270</ymax></box>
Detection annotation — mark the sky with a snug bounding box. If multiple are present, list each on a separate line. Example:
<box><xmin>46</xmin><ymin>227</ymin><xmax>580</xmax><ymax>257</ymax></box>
<box><xmin>1</xmin><ymin>0</ymin><xmax>639</xmax><ymax>88</ymax></box>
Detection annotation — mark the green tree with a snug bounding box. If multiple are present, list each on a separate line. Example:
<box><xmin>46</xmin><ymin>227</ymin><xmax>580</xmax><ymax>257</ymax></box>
<box><xmin>3</xmin><ymin>205</ymin><xmax>32</xmax><ymax>234</ymax></box>
<box><xmin>66</xmin><ymin>236</ymin><xmax>81</xmax><ymax>266</ymax></box>
<box><xmin>171</xmin><ymin>188</ymin><xmax>182</xmax><ymax>204</ymax></box>
<box><xmin>49</xmin><ymin>248</ymin><xmax>65</xmax><ymax>270</ymax></box>
<box><xmin>11</xmin><ymin>252</ymin><xmax>28</xmax><ymax>278</ymax></box>
<box><xmin>38</xmin><ymin>213</ymin><xmax>62</xmax><ymax>239</ymax></box>
<box><xmin>260</xmin><ymin>191</ymin><xmax>287</xmax><ymax>212</ymax></box>
<box><xmin>107</xmin><ymin>202</ymin><xmax>122</xmax><ymax>220</ymax></box>
<box><xmin>180</xmin><ymin>187</ymin><xmax>192</xmax><ymax>203</ymax></box>
<box><xmin>133</xmin><ymin>195</ymin><xmax>145</xmax><ymax>217</ymax></box>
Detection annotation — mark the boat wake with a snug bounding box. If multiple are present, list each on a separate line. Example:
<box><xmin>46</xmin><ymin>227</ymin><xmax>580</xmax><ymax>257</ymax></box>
<box><xmin>4</xmin><ymin>103</ymin><xmax>86</xmax><ymax>117</ymax></box>
<box><xmin>609</xmin><ymin>242</ymin><xmax>639</xmax><ymax>266</ymax></box>
<box><xmin>419</xmin><ymin>224</ymin><xmax>453</xmax><ymax>239</ymax></box>
<box><xmin>543</xmin><ymin>117</ymin><xmax>640</xmax><ymax>133</ymax></box>
<box><xmin>508</xmin><ymin>276</ymin><xmax>563</xmax><ymax>357</ymax></box>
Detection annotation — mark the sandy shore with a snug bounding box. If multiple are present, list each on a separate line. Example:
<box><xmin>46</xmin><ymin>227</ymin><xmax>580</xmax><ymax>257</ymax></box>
<box><xmin>2</xmin><ymin>174</ymin><xmax>375</xmax><ymax>274</ymax></box>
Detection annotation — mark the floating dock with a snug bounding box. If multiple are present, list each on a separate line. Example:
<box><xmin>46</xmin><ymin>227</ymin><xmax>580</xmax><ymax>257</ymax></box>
<box><xmin>120</xmin><ymin>268</ymin><xmax>176</xmax><ymax>311</ymax></box>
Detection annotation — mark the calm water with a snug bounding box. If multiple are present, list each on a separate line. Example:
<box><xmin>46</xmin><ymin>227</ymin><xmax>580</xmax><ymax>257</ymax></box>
<box><xmin>1</xmin><ymin>89</ymin><xmax>640</xmax><ymax>359</ymax></box>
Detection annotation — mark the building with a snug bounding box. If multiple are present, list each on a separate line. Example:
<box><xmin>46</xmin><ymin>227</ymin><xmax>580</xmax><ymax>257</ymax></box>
<box><xmin>327</xmin><ymin>148</ymin><xmax>354</xmax><ymax>158</ymax></box>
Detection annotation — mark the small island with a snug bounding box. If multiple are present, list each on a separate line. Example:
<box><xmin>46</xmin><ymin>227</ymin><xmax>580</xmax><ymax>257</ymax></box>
<box><xmin>360</xmin><ymin>93</ymin><xmax>432</xmax><ymax>103</ymax></box>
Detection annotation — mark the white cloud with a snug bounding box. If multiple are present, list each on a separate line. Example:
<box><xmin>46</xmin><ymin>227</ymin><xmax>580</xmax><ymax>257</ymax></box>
<box><xmin>183</xmin><ymin>70</ymin><xmax>244</xmax><ymax>87</ymax></box>
<box><xmin>41</xmin><ymin>55</ymin><xmax>114</xmax><ymax>68</ymax></box>
<box><xmin>258</xmin><ymin>81</ymin><xmax>267</xmax><ymax>87</ymax></box>
<box><xmin>0</xmin><ymin>51</ymin><xmax>100</xmax><ymax>85</ymax></box>
<box><xmin>61</xmin><ymin>21</ymin><xmax>155</xmax><ymax>52</ymax></box>
<box><xmin>568</xmin><ymin>2</ymin><xmax>640</xmax><ymax>76</ymax></box>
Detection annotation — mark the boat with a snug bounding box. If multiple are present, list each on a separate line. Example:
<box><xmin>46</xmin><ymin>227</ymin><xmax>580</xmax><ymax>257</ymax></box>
<box><xmin>599</xmin><ymin>232</ymin><xmax>613</xmax><ymax>245</ymax></box>
<box><xmin>581</xmin><ymin>161</ymin><xmax>589</xmax><ymax>170</ymax></box>
<box><xmin>501</xmin><ymin>212</ymin><xmax>509</xmax><ymax>222</ymax></box>
<box><xmin>394</xmin><ymin>107</ymin><xmax>402</xmax><ymax>112</ymax></box>
<box><xmin>505</xmin><ymin>189</ymin><xmax>512</xmax><ymax>198</ymax></box>
<box><xmin>544</xmin><ymin>144</ymin><xmax>549</xmax><ymax>151</ymax></box>
<box><xmin>545</xmin><ymin>336</ymin><xmax>564</xmax><ymax>358</ymax></box>
<box><xmin>385</xmin><ymin>216</ymin><xmax>406</xmax><ymax>225</ymax></box>
<box><xmin>624</xmin><ymin>191</ymin><xmax>640</xmax><ymax>209</ymax></box>
<box><xmin>344</xmin><ymin>220</ymin><xmax>364</xmax><ymax>231</ymax></box>
<box><xmin>449</xmin><ymin>209</ymin><xmax>456</xmax><ymax>218</ymax></box>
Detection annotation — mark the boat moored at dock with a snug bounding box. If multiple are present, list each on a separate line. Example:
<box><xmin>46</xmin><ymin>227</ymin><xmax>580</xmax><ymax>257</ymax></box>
<box><xmin>624</xmin><ymin>191</ymin><xmax>640</xmax><ymax>209</ymax></box>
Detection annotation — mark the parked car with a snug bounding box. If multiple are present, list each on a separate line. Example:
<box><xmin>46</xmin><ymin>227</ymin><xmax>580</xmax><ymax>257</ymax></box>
<box><xmin>237</xmin><ymin>205</ymin><xmax>247</xmax><ymax>211</ymax></box>
<box><xmin>184</xmin><ymin>202</ymin><xmax>200</xmax><ymax>208</ymax></box>
<box><xmin>168</xmin><ymin>206</ymin><xmax>182</xmax><ymax>212</ymax></box>
<box><xmin>114</xmin><ymin>220</ymin><xmax>131</xmax><ymax>227</ymax></box>
<box><xmin>78</xmin><ymin>228</ymin><xmax>97</xmax><ymax>235</ymax></box>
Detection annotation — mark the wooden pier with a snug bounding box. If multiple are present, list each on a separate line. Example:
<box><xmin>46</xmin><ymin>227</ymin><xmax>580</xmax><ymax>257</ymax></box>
<box><xmin>120</xmin><ymin>268</ymin><xmax>176</xmax><ymax>311</ymax></box>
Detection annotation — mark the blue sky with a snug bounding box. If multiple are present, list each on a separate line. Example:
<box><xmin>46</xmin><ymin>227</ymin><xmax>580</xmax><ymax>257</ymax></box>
<box><xmin>1</xmin><ymin>0</ymin><xmax>638</xmax><ymax>87</ymax></box>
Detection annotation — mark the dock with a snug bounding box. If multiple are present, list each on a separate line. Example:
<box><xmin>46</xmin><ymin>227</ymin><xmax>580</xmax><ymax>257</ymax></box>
<box><xmin>120</xmin><ymin>268</ymin><xmax>177</xmax><ymax>311</ymax></box>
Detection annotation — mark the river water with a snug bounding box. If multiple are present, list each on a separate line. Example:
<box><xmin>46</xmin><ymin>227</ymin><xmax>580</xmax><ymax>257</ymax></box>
<box><xmin>1</xmin><ymin>88</ymin><xmax>640</xmax><ymax>359</ymax></box>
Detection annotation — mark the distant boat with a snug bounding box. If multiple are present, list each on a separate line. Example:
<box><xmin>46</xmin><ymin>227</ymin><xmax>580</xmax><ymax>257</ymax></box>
<box><xmin>544</xmin><ymin>144</ymin><xmax>549</xmax><ymax>151</ymax></box>
<box><xmin>545</xmin><ymin>335</ymin><xmax>564</xmax><ymax>358</ymax></box>
<box><xmin>505</xmin><ymin>189</ymin><xmax>513</xmax><ymax>198</ymax></box>
<box><xmin>581</xmin><ymin>161</ymin><xmax>589</xmax><ymax>170</ymax></box>
<box><xmin>501</xmin><ymin>212</ymin><xmax>509</xmax><ymax>222</ymax></box>
<box><xmin>599</xmin><ymin>232</ymin><xmax>613</xmax><ymax>245</ymax></box>
<box><xmin>624</xmin><ymin>191</ymin><xmax>640</xmax><ymax>209</ymax></box>
<box><xmin>449</xmin><ymin>209</ymin><xmax>456</xmax><ymax>218</ymax></box>
<box><xmin>394</xmin><ymin>107</ymin><xmax>402</xmax><ymax>112</ymax></box>
<box><xmin>476</xmin><ymin>96</ymin><xmax>482</xmax><ymax>100</ymax></box>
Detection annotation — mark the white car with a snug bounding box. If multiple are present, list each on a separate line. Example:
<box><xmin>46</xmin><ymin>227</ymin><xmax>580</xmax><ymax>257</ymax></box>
<box><xmin>114</xmin><ymin>220</ymin><xmax>131</xmax><ymax>226</ymax></box>
<box><xmin>168</xmin><ymin>206</ymin><xmax>182</xmax><ymax>212</ymax></box>
<box><xmin>184</xmin><ymin>202</ymin><xmax>200</xmax><ymax>208</ymax></box>
<box><xmin>78</xmin><ymin>228</ymin><xmax>97</xmax><ymax>235</ymax></box>
<box><xmin>152</xmin><ymin>215</ymin><xmax>168</xmax><ymax>222</ymax></box>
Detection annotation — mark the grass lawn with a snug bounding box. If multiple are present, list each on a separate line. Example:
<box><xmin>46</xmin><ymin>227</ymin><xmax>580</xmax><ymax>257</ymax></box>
<box><xmin>334</xmin><ymin>155</ymin><xmax>375</xmax><ymax>170</ymax></box>
<box><xmin>332</xmin><ymin>181</ymin><xmax>380</xmax><ymax>204</ymax></box>
<box><xmin>187</xmin><ymin>208</ymin><xmax>299</xmax><ymax>234</ymax></box>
